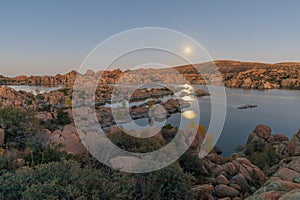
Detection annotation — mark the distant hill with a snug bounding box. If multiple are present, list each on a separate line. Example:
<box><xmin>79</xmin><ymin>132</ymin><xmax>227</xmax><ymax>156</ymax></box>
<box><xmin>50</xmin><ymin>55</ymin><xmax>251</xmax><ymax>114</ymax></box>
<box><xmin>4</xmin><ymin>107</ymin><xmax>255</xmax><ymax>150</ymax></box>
<box><xmin>1</xmin><ymin>60</ymin><xmax>300</xmax><ymax>89</ymax></box>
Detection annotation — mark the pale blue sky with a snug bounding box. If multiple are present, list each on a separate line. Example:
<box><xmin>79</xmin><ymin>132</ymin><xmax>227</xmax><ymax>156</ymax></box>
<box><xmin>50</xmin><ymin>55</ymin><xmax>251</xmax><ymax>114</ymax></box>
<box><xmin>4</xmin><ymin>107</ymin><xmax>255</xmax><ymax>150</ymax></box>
<box><xmin>1</xmin><ymin>0</ymin><xmax>300</xmax><ymax>76</ymax></box>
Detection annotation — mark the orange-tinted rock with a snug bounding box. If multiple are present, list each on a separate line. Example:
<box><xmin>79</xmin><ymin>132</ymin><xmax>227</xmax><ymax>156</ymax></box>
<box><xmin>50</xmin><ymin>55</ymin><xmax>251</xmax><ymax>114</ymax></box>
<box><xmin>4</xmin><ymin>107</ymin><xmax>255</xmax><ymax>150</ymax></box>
<box><xmin>274</xmin><ymin>134</ymin><xmax>289</xmax><ymax>142</ymax></box>
<box><xmin>215</xmin><ymin>184</ymin><xmax>239</xmax><ymax>198</ymax></box>
<box><xmin>274</xmin><ymin>167</ymin><xmax>300</xmax><ymax>182</ymax></box>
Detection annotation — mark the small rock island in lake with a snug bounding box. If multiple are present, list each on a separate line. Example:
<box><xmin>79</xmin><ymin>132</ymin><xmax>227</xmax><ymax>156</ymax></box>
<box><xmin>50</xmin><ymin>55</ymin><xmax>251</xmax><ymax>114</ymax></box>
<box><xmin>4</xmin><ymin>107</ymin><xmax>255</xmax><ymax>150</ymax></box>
<box><xmin>237</xmin><ymin>104</ymin><xmax>258</xmax><ymax>109</ymax></box>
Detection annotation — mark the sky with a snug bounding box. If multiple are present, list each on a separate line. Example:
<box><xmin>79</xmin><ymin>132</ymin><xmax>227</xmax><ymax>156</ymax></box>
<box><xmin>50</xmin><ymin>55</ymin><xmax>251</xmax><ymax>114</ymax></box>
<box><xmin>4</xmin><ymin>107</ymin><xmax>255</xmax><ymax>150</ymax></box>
<box><xmin>1</xmin><ymin>0</ymin><xmax>300</xmax><ymax>76</ymax></box>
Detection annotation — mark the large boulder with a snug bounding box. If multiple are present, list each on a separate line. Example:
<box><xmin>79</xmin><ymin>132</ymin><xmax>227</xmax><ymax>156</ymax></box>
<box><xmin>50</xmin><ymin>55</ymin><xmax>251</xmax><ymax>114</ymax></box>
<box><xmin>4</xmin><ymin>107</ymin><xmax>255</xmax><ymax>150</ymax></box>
<box><xmin>274</xmin><ymin>134</ymin><xmax>289</xmax><ymax>142</ymax></box>
<box><xmin>63</xmin><ymin>124</ymin><xmax>78</xmax><ymax>134</ymax></box>
<box><xmin>49</xmin><ymin>128</ymin><xmax>86</xmax><ymax>155</ymax></box>
<box><xmin>287</xmin><ymin>157</ymin><xmax>300</xmax><ymax>173</ymax></box>
<box><xmin>247</xmin><ymin>124</ymin><xmax>272</xmax><ymax>144</ymax></box>
<box><xmin>217</xmin><ymin>174</ymin><xmax>230</xmax><ymax>185</ymax></box>
<box><xmin>36</xmin><ymin>112</ymin><xmax>53</xmax><ymax>121</ymax></box>
<box><xmin>231</xmin><ymin>173</ymin><xmax>250</xmax><ymax>192</ymax></box>
<box><xmin>274</xmin><ymin>167</ymin><xmax>300</xmax><ymax>182</ymax></box>
<box><xmin>192</xmin><ymin>184</ymin><xmax>214</xmax><ymax>200</ymax></box>
<box><xmin>254</xmin><ymin>124</ymin><xmax>272</xmax><ymax>140</ymax></box>
<box><xmin>279</xmin><ymin>189</ymin><xmax>300</xmax><ymax>200</ymax></box>
<box><xmin>215</xmin><ymin>184</ymin><xmax>240</xmax><ymax>198</ymax></box>
<box><xmin>289</xmin><ymin>130</ymin><xmax>300</xmax><ymax>156</ymax></box>
<box><xmin>109</xmin><ymin>156</ymin><xmax>142</xmax><ymax>171</ymax></box>
<box><xmin>222</xmin><ymin>162</ymin><xmax>238</xmax><ymax>175</ymax></box>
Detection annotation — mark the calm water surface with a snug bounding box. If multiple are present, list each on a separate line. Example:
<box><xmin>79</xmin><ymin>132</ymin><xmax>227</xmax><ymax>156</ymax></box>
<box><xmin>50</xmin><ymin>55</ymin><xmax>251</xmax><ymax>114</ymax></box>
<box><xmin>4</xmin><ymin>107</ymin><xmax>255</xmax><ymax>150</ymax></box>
<box><xmin>9</xmin><ymin>84</ymin><xmax>300</xmax><ymax>156</ymax></box>
<box><xmin>125</xmin><ymin>86</ymin><xmax>300</xmax><ymax>156</ymax></box>
<box><xmin>7</xmin><ymin>85</ymin><xmax>61</xmax><ymax>95</ymax></box>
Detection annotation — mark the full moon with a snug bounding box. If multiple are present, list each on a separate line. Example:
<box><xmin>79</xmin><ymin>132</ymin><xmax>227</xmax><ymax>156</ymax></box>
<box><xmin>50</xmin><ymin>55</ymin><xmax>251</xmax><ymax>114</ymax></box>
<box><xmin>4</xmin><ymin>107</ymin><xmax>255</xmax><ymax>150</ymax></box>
<box><xmin>184</xmin><ymin>47</ymin><xmax>191</xmax><ymax>54</ymax></box>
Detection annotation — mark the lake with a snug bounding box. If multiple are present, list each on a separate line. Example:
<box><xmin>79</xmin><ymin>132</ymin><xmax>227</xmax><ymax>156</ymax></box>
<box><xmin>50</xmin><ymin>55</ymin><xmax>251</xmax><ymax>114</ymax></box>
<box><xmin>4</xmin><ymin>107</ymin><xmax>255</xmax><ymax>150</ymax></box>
<box><xmin>7</xmin><ymin>85</ymin><xmax>61</xmax><ymax>95</ymax></box>
<box><xmin>8</xmin><ymin>84</ymin><xmax>300</xmax><ymax>156</ymax></box>
<box><xmin>118</xmin><ymin>86</ymin><xmax>300</xmax><ymax>156</ymax></box>
<box><xmin>212</xmin><ymin>88</ymin><xmax>300</xmax><ymax>156</ymax></box>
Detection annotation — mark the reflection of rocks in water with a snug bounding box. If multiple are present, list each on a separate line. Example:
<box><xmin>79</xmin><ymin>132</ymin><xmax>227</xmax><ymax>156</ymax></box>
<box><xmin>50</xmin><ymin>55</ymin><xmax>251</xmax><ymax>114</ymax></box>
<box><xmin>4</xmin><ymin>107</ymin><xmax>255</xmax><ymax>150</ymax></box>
<box><xmin>181</xmin><ymin>95</ymin><xmax>195</xmax><ymax>102</ymax></box>
<box><xmin>194</xmin><ymin>89</ymin><xmax>210</xmax><ymax>97</ymax></box>
<box><xmin>95</xmin><ymin>98</ymin><xmax>189</xmax><ymax>128</ymax></box>
<box><xmin>149</xmin><ymin>104</ymin><xmax>167</xmax><ymax>122</ymax></box>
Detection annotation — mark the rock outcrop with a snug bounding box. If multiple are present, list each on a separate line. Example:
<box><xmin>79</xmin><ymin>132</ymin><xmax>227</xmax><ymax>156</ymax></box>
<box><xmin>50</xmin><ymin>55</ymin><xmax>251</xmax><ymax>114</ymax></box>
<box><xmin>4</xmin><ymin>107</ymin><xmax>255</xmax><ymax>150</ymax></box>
<box><xmin>48</xmin><ymin>124</ymin><xmax>86</xmax><ymax>155</ymax></box>
<box><xmin>192</xmin><ymin>156</ymin><xmax>267</xmax><ymax>199</ymax></box>
<box><xmin>246</xmin><ymin>125</ymin><xmax>300</xmax><ymax>160</ymax></box>
<box><xmin>0</xmin><ymin>70</ymin><xmax>78</xmax><ymax>86</ymax></box>
<box><xmin>247</xmin><ymin>157</ymin><xmax>300</xmax><ymax>200</ymax></box>
<box><xmin>192</xmin><ymin>125</ymin><xmax>300</xmax><ymax>199</ymax></box>
<box><xmin>0</xmin><ymin>85</ymin><xmax>31</xmax><ymax>107</ymax></box>
<box><xmin>1</xmin><ymin>60</ymin><xmax>300</xmax><ymax>89</ymax></box>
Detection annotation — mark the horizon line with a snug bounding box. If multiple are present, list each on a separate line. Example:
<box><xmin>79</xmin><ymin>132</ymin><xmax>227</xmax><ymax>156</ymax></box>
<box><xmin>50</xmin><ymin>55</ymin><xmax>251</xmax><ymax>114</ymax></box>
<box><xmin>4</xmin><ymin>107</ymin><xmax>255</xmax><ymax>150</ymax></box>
<box><xmin>2</xmin><ymin>59</ymin><xmax>300</xmax><ymax>78</ymax></box>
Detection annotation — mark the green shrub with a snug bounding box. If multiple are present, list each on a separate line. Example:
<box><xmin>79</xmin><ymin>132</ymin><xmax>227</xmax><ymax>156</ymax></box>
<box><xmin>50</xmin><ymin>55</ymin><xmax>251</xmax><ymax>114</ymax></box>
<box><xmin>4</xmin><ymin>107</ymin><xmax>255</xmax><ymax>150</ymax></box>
<box><xmin>55</xmin><ymin>109</ymin><xmax>71</xmax><ymax>125</ymax></box>
<box><xmin>179</xmin><ymin>151</ymin><xmax>206</xmax><ymax>176</ymax></box>
<box><xmin>107</xmin><ymin>130</ymin><xmax>165</xmax><ymax>153</ymax></box>
<box><xmin>244</xmin><ymin>141</ymin><xmax>265</xmax><ymax>155</ymax></box>
<box><xmin>0</xmin><ymin>106</ymin><xmax>43</xmax><ymax>149</ymax></box>
<box><xmin>21</xmin><ymin>182</ymin><xmax>67</xmax><ymax>200</ymax></box>
<box><xmin>40</xmin><ymin>104</ymin><xmax>52</xmax><ymax>112</ymax></box>
<box><xmin>248</xmin><ymin>146</ymin><xmax>280</xmax><ymax>170</ymax></box>
<box><xmin>36</xmin><ymin>94</ymin><xmax>44</xmax><ymax>100</ymax></box>
<box><xmin>132</xmin><ymin>163</ymin><xmax>193</xmax><ymax>200</ymax></box>
<box><xmin>23</xmin><ymin>143</ymin><xmax>71</xmax><ymax>167</ymax></box>
<box><xmin>161</xmin><ymin>124</ymin><xmax>176</xmax><ymax>142</ymax></box>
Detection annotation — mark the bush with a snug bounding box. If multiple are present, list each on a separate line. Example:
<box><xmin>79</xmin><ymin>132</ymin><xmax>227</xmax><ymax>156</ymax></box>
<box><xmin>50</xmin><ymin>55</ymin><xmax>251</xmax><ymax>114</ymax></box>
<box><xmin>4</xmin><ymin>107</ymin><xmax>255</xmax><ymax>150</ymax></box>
<box><xmin>0</xmin><ymin>106</ymin><xmax>43</xmax><ymax>149</ymax></box>
<box><xmin>179</xmin><ymin>150</ymin><xmax>206</xmax><ymax>176</ymax></box>
<box><xmin>244</xmin><ymin>141</ymin><xmax>265</xmax><ymax>156</ymax></box>
<box><xmin>161</xmin><ymin>124</ymin><xmax>176</xmax><ymax>142</ymax></box>
<box><xmin>0</xmin><ymin>160</ymin><xmax>135</xmax><ymax>199</ymax></box>
<box><xmin>36</xmin><ymin>94</ymin><xmax>44</xmax><ymax>100</ymax></box>
<box><xmin>242</xmin><ymin>141</ymin><xmax>281</xmax><ymax>171</ymax></box>
<box><xmin>40</xmin><ymin>104</ymin><xmax>52</xmax><ymax>112</ymax></box>
<box><xmin>247</xmin><ymin>146</ymin><xmax>280</xmax><ymax>170</ymax></box>
<box><xmin>0</xmin><ymin>170</ymin><xmax>33</xmax><ymax>199</ymax></box>
<box><xmin>132</xmin><ymin>163</ymin><xmax>193</xmax><ymax>200</ymax></box>
<box><xmin>21</xmin><ymin>182</ymin><xmax>67</xmax><ymax>200</ymax></box>
<box><xmin>55</xmin><ymin>109</ymin><xmax>71</xmax><ymax>125</ymax></box>
<box><xmin>23</xmin><ymin>142</ymin><xmax>72</xmax><ymax>167</ymax></box>
<box><xmin>107</xmin><ymin>130</ymin><xmax>165</xmax><ymax>153</ymax></box>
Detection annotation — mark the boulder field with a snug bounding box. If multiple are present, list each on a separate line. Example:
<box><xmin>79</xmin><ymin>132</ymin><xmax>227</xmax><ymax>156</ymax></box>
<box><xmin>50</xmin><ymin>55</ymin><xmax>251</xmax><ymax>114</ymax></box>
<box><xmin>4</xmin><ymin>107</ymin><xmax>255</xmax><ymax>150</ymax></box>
<box><xmin>41</xmin><ymin>122</ymin><xmax>300</xmax><ymax>199</ymax></box>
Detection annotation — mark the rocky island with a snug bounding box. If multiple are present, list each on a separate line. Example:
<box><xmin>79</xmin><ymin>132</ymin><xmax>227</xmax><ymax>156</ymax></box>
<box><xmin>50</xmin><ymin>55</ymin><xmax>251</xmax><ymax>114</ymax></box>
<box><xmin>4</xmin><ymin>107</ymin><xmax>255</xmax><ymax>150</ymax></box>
<box><xmin>237</xmin><ymin>104</ymin><xmax>258</xmax><ymax>109</ymax></box>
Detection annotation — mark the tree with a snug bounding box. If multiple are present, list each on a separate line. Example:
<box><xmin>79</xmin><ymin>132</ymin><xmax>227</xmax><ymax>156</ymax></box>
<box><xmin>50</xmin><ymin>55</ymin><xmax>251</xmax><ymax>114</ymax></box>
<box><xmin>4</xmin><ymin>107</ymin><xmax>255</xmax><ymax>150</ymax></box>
<box><xmin>0</xmin><ymin>106</ymin><xmax>42</xmax><ymax>149</ymax></box>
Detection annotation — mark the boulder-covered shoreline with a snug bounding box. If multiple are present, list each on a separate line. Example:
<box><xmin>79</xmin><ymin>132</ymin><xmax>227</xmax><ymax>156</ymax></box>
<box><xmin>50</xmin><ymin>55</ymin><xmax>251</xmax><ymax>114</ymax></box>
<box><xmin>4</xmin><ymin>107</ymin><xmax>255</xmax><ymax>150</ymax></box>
<box><xmin>0</xmin><ymin>95</ymin><xmax>299</xmax><ymax>199</ymax></box>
